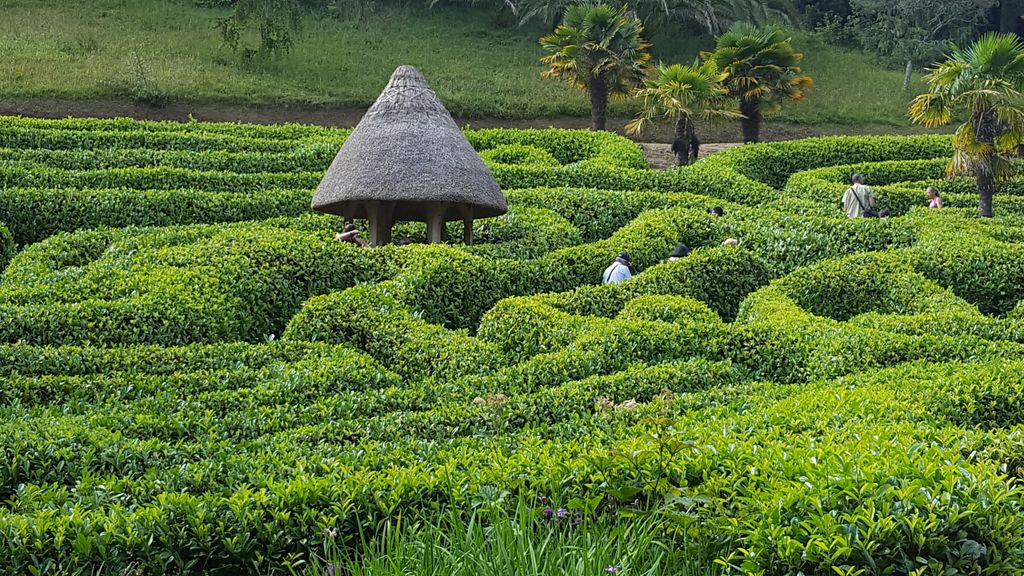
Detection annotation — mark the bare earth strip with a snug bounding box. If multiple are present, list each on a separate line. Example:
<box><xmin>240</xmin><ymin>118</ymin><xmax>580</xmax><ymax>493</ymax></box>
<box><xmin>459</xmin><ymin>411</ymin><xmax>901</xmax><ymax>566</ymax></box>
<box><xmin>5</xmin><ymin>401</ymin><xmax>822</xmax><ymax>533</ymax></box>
<box><xmin>637</xmin><ymin>142</ymin><xmax>743</xmax><ymax>170</ymax></box>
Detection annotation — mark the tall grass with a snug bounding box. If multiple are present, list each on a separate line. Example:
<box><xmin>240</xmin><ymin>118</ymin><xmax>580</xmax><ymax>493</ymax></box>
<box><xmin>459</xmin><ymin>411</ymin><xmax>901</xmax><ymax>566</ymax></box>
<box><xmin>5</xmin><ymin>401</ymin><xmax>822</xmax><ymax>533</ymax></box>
<box><xmin>301</xmin><ymin>502</ymin><xmax>716</xmax><ymax>576</ymax></box>
<box><xmin>0</xmin><ymin>0</ymin><xmax>928</xmax><ymax>126</ymax></box>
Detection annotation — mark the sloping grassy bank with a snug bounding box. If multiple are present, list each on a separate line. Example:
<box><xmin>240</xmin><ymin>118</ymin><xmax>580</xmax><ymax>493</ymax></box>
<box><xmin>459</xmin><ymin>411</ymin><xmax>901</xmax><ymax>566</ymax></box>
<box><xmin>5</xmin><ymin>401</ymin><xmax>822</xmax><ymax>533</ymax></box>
<box><xmin>0</xmin><ymin>0</ymin><xmax>924</xmax><ymax>126</ymax></box>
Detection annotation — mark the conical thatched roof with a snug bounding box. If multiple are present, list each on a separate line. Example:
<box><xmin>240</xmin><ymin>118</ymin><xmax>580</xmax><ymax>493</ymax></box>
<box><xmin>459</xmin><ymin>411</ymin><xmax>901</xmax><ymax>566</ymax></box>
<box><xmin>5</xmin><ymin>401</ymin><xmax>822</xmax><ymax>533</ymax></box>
<box><xmin>312</xmin><ymin>65</ymin><xmax>506</xmax><ymax>222</ymax></box>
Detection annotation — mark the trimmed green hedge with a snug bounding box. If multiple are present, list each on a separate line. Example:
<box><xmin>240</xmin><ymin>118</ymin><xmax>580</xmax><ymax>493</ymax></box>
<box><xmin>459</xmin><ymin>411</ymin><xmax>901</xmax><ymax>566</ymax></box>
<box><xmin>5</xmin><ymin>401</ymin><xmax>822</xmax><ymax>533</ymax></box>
<box><xmin>732</xmin><ymin>252</ymin><xmax>1024</xmax><ymax>382</ymax></box>
<box><xmin>4</xmin><ymin>118</ymin><xmax>1024</xmax><ymax>576</ymax></box>
<box><xmin>701</xmin><ymin>134</ymin><xmax>952</xmax><ymax>188</ymax></box>
<box><xmin>786</xmin><ymin>158</ymin><xmax>1024</xmax><ymax>216</ymax></box>
<box><xmin>0</xmin><ymin>223</ymin><xmax>12</xmax><ymax>271</ymax></box>
<box><xmin>0</xmin><ymin>219</ymin><xmax>393</xmax><ymax>345</ymax></box>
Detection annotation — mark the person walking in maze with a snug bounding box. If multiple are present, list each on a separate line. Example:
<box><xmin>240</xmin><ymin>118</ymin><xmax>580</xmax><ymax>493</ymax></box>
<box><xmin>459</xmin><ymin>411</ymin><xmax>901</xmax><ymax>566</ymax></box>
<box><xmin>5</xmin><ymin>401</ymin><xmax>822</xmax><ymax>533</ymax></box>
<box><xmin>335</xmin><ymin>223</ymin><xmax>368</xmax><ymax>246</ymax></box>
<box><xmin>927</xmin><ymin>186</ymin><xmax>943</xmax><ymax>209</ymax></box>
<box><xmin>603</xmin><ymin>252</ymin><xmax>632</xmax><ymax>284</ymax></box>
<box><xmin>668</xmin><ymin>243</ymin><xmax>690</xmax><ymax>261</ymax></box>
<box><xmin>842</xmin><ymin>174</ymin><xmax>877</xmax><ymax>218</ymax></box>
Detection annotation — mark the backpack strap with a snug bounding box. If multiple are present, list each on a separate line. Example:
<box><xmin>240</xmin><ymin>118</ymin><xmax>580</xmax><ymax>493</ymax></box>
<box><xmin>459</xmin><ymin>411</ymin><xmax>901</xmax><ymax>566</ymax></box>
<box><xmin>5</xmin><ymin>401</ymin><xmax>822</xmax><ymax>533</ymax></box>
<box><xmin>849</xmin><ymin>186</ymin><xmax>867</xmax><ymax>211</ymax></box>
<box><xmin>603</xmin><ymin>262</ymin><xmax>621</xmax><ymax>283</ymax></box>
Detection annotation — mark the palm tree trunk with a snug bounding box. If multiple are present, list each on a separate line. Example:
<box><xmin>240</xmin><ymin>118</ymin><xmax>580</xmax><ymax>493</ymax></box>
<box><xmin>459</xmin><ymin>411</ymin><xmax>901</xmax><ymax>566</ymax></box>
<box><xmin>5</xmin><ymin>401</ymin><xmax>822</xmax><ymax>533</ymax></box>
<box><xmin>588</xmin><ymin>74</ymin><xmax>609</xmax><ymax>131</ymax></box>
<box><xmin>975</xmin><ymin>113</ymin><xmax>997</xmax><ymax>218</ymax></box>
<box><xmin>1001</xmin><ymin>0</ymin><xmax>1021</xmax><ymax>33</ymax></box>
<box><xmin>739</xmin><ymin>98</ymin><xmax>761</xmax><ymax>143</ymax></box>
<box><xmin>673</xmin><ymin>117</ymin><xmax>692</xmax><ymax>166</ymax></box>
<box><xmin>978</xmin><ymin>168</ymin><xmax>995</xmax><ymax>218</ymax></box>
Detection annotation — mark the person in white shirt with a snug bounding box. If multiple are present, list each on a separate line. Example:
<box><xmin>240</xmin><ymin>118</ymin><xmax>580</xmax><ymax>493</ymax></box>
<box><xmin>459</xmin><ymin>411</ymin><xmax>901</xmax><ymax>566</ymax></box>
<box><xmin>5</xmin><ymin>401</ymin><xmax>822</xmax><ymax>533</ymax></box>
<box><xmin>842</xmin><ymin>174</ymin><xmax>876</xmax><ymax>218</ymax></box>
<box><xmin>602</xmin><ymin>252</ymin><xmax>632</xmax><ymax>284</ymax></box>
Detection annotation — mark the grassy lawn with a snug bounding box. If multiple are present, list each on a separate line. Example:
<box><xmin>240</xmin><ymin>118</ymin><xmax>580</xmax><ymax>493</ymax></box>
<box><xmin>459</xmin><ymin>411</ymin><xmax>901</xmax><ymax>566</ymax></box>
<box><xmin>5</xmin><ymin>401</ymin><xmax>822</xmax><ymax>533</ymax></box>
<box><xmin>0</xmin><ymin>0</ymin><xmax>925</xmax><ymax>125</ymax></box>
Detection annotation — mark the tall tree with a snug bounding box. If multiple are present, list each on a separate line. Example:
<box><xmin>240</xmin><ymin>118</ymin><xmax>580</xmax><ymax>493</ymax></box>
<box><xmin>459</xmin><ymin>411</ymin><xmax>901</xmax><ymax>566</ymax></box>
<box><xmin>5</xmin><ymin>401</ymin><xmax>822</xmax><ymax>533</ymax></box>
<box><xmin>540</xmin><ymin>2</ymin><xmax>651</xmax><ymax>131</ymax></box>
<box><xmin>704</xmin><ymin>22</ymin><xmax>812</xmax><ymax>143</ymax></box>
<box><xmin>1000</xmin><ymin>0</ymin><xmax>1023</xmax><ymax>34</ymax></box>
<box><xmin>626</xmin><ymin>60</ymin><xmax>741</xmax><ymax>165</ymax></box>
<box><xmin>216</xmin><ymin>0</ymin><xmax>302</xmax><ymax>59</ymax></box>
<box><xmin>848</xmin><ymin>0</ymin><xmax>997</xmax><ymax>87</ymax></box>
<box><xmin>909</xmin><ymin>32</ymin><xmax>1024</xmax><ymax>217</ymax></box>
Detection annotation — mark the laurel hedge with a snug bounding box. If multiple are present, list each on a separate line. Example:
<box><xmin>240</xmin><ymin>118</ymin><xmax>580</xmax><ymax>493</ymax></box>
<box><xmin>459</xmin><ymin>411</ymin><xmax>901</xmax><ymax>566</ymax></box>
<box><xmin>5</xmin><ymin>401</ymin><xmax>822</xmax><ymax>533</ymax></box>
<box><xmin>3</xmin><ymin>118</ymin><xmax>1024</xmax><ymax>576</ymax></box>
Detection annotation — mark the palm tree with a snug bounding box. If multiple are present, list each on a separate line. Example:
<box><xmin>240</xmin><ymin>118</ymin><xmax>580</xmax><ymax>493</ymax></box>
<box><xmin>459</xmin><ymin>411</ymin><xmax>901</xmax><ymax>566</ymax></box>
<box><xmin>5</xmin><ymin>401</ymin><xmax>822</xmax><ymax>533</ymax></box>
<box><xmin>909</xmin><ymin>33</ymin><xmax>1024</xmax><ymax>218</ymax></box>
<box><xmin>703</xmin><ymin>22</ymin><xmax>812</xmax><ymax>143</ymax></box>
<box><xmin>540</xmin><ymin>2</ymin><xmax>651</xmax><ymax>131</ymax></box>
<box><xmin>627</xmin><ymin>60</ymin><xmax>741</xmax><ymax>165</ymax></box>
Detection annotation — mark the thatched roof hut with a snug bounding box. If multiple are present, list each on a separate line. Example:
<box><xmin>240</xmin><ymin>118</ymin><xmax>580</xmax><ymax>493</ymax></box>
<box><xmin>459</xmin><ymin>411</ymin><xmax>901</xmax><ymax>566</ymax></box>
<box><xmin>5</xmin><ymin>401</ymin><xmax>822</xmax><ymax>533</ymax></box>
<box><xmin>312</xmin><ymin>65</ymin><xmax>507</xmax><ymax>245</ymax></box>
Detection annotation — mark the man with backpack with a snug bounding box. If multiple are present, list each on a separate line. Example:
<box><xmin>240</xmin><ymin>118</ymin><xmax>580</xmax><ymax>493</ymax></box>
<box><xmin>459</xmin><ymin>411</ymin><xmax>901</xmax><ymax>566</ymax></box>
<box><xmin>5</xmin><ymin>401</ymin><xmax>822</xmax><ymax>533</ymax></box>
<box><xmin>602</xmin><ymin>252</ymin><xmax>632</xmax><ymax>284</ymax></box>
<box><xmin>842</xmin><ymin>174</ymin><xmax>877</xmax><ymax>218</ymax></box>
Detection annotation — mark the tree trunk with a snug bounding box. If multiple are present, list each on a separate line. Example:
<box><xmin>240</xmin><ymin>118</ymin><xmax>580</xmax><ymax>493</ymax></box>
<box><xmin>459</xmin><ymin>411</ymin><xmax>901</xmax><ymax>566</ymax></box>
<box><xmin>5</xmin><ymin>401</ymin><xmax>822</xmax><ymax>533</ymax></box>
<box><xmin>739</xmin><ymin>98</ymin><xmax>761</xmax><ymax>143</ymax></box>
<box><xmin>673</xmin><ymin>117</ymin><xmax>692</xmax><ymax>166</ymax></box>
<box><xmin>588</xmin><ymin>74</ymin><xmax>609</xmax><ymax>131</ymax></box>
<box><xmin>1000</xmin><ymin>0</ymin><xmax>1022</xmax><ymax>34</ymax></box>
<box><xmin>975</xmin><ymin>113</ymin><xmax>997</xmax><ymax>218</ymax></box>
<box><xmin>903</xmin><ymin>60</ymin><xmax>914</xmax><ymax>92</ymax></box>
<box><xmin>978</xmin><ymin>168</ymin><xmax>995</xmax><ymax>217</ymax></box>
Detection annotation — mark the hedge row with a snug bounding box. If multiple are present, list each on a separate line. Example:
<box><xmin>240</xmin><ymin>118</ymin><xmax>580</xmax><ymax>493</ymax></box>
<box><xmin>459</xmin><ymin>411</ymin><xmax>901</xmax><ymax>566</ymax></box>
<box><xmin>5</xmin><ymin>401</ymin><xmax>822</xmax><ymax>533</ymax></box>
<box><xmin>466</xmin><ymin>128</ymin><xmax>648</xmax><ymax>168</ymax></box>
<box><xmin>0</xmin><ymin>186</ymin><xmax>312</xmax><ymax>247</ymax></box>
<box><xmin>700</xmin><ymin>134</ymin><xmax>953</xmax><ymax>188</ymax></box>
<box><xmin>0</xmin><ymin>124</ymin><xmax>328</xmax><ymax>154</ymax></box>
<box><xmin>0</xmin><ymin>144</ymin><xmax>337</xmax><ymax>174</ymax></box>
<box><xmin>0</xmin><ymin>187</ymin><xmax>930</xmax><ymax>347</ymax></box>
<box><xmin>0</xmin><ymin>115</ymin><xmax>338</xmax><ymax>140</ymax></box>
<box><xmin>732</xmin><ymin>252</ymin><xmax>1024</xmax><ymax>382</ymax></box>
<box><xmin>0</xmin><ymin>220</ymin><xmax>393</xmax><ymax>345</ymax></box>
<box><xmin>0</xmin><ymin>340</ymin><xmax>1021</xmax><ymax>574</ymax></box>
<box><xmin>786</xmin><ymin>158</ymin><xmax>1024</xmax><ymax>215</ymax></box>
<box><xmin>4</xmin><ymin>118</ymin><xmax>1024</xmax><ymax>575</ymax></box>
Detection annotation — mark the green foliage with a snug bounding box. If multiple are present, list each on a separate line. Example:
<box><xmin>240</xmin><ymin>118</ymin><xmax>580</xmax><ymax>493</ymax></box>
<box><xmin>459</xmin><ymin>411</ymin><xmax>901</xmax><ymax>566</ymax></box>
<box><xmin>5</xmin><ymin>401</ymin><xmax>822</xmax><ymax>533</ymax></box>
<box><xmin>316</xmin><ymin>501</ymin><xmax>700</xmax><ymax>576</ymax></box>
<box><xmin>468</xmin><ymin>128</ymin><xmax>647</xmax><ymax>168</ymax></box>
<box><xmin>909</xmin><ymin>32</ymin><xmax>1024</xmax><ymax>216</ymax></box>
<box><xmin>702</xmin><ymin>133</ymin><xmax>952</xmax><ymax>188</ymax></box>
<box><xmin>539</xmin><ymin>2</ymin><xmax>651</xmax><ymax>129</ymax></box>
<box><xmin>0</xmin><ymin>219</ymin><xmax>391</xmax><ymax>345</ymax></box>
<box><xmin>702</xmin><ymin>23</ymin><xmax>813</xmax><ymax>142</ymax></box>
<box><xmin>479</xmin><ymin>144</ymin><xmax>561</xmax><ymax>167</ymax></box>
<box><xmin>0</xmin><ymin>224</ymin><xmax>13</xmax><ymax>272</ymax></box>
<box><xmin>848</xmin><ymin>0</ymin><xmax>997</xmax><ymax>67</ymax></box>
<box><xmin>5</xmin><ymin>116</ymin><xmax>1024</xmax><ymax>576</ymax></box>
<box><xmin>217</xmin><ymin>0</ymin><xmax>303</xmax><ymax>59</ymax></box>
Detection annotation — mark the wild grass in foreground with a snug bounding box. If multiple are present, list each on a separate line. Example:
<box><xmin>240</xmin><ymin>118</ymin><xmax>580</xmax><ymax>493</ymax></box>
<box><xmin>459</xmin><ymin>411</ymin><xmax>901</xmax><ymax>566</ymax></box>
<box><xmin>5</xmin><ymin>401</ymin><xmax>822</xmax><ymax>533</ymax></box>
<box><xmin>298</xmin><ymin>501</ymin><xmax>715</xmax><ymax>576</ymax></box>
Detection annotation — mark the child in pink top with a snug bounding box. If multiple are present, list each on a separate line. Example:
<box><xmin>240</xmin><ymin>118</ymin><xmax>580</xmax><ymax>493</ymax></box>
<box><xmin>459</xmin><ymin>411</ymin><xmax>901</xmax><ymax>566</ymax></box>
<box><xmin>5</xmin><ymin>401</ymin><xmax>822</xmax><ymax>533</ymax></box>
<box><xmin>927</xmin><ymin>186</ymin><xmax>943</xmax><ymax>209</ymax></box>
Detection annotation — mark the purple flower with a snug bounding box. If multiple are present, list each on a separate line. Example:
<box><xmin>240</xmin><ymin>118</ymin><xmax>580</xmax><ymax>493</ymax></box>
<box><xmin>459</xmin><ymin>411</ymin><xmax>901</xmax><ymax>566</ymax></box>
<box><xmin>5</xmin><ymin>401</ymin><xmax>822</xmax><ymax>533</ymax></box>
<box><xmin>605</xmin><ymin>566</ymin><xmax>621</xmax><ymax>574</ymax></box>
<box><xmin>556</xmin><ymin>507</ymin><xmax>568</xmax><ymax>518</ymax></box>
<box><xmin>325</xmin><ymin>564</ymin><xmax>336</xmax><ymax>576</ymax></box>
<box><xmin>543</xmin><ymin>507</ymin><xmax>554</xmax><ymax>517</ymax></box>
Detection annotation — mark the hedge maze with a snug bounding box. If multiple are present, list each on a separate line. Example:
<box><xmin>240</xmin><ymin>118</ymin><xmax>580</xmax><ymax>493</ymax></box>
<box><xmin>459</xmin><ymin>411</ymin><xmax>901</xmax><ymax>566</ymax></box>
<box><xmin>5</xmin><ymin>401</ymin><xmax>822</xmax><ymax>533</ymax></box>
<box><xmin>1</xmin><ymin>116</ymin><xmax>1023</xmax><ymax>574</ymax></box>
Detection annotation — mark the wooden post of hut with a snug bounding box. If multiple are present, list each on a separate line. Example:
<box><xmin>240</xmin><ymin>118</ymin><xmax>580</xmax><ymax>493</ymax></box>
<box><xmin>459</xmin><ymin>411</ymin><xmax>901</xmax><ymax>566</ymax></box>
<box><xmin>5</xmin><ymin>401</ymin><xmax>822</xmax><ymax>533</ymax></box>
<box><xmin>311</xmin><ymin>65</ymin><xmax>506</xmax><ymax>246</ymax></box>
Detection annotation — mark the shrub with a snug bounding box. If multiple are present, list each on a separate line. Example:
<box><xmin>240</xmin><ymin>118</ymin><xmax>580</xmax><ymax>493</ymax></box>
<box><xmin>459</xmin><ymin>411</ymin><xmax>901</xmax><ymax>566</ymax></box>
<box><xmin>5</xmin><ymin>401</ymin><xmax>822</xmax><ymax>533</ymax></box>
<box><xmin>702</xmin><ymin>134</ymin><xmax>952</xmax><ymax>188</ymax></box>
<box><xmin>464</xmin><ymin>206</ymin><xmax>583</xmax><ymax>260</ymax></box>
<box><xmin>283</xmin><ymin>282</ymin><xmax>506</xmax><ymax>382</ymax></box>
<box><xmin>0</xmin><ymin>220</ymin><xmax>391</xmax><ymax>345</ymax></box>
<box><xmin>5</xmin><ymin>118</ymin><xmax>1024</xmax><ymax>576</ymax></box>
<box><xmin>732</xmin><ymin>253</ymin><xmax>1024</xmax><ymax>382</ymax></box>
<box><xmin>479</xmin><ymin>144</ymin><xmax>561</xmax><ymax>167</ymax></box>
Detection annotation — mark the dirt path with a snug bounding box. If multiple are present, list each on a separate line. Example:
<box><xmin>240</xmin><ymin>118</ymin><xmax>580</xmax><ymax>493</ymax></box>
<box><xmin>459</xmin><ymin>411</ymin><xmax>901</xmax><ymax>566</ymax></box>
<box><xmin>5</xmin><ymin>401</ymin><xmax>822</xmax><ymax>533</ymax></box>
<box><xmin>637</xmin><ymin>142</ymin><xmax>742</xmax><ymax>170</ymax></box>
